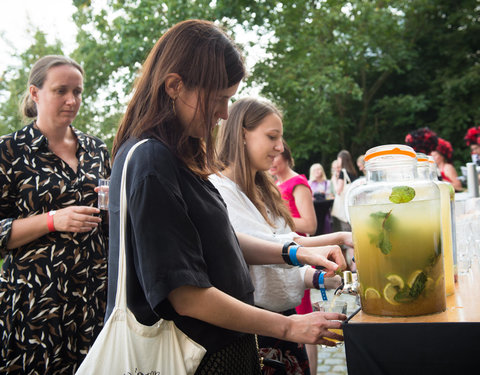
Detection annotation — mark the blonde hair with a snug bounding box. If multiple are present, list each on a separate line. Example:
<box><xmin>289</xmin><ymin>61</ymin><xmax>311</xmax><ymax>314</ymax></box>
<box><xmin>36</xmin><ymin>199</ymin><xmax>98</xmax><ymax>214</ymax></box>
<box><xmin>216</xmin><ymin>97</ymin><xmax>294</xmax><ymax>229</ymax></box>
<box><xmin>309</xmin><ymin>163</ymin><xmax>326</xmax><ymax>182</ymax></box>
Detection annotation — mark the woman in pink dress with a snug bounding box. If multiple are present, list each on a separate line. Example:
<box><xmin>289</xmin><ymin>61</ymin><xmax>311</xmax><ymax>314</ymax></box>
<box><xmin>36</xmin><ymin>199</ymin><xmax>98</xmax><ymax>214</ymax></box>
<box><xmin>269</xmin><ymin>140</ymin><xmax>319</xmax><ymax>375</ymax></box>
<box><xmin>431</xmin><ymin>137</ymin><xmax>462</xmax><ymax>192</ymax></box>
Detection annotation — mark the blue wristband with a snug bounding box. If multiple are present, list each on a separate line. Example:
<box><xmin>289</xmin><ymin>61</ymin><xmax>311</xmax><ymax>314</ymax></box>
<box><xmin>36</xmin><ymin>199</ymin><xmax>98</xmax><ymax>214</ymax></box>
<box><xmin>288</xmin><ymin>245</ymin><xmax>303</xmax><ymax>266</ymax></box>
<box><xmin>318</xmin><ymin>271</ymin><xmax>328</xmax><ymax>301</ymax></box>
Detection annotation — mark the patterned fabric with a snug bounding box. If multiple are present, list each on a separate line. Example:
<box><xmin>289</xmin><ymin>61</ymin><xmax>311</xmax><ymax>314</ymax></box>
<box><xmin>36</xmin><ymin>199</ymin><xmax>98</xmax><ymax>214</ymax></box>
<box><xmin>0</xmin><ymin>123</ymin><xmax>110</xmax><ymax>374</ymax></box>
<box><xmin>258</xmin><ymin>340</ymin><xmax>309</xmax><ymax>375</ymax></box>
<box><xmin>195</xmin><ymin>333</ymin><xmax>262</xmax><ymax>375</ymax></box>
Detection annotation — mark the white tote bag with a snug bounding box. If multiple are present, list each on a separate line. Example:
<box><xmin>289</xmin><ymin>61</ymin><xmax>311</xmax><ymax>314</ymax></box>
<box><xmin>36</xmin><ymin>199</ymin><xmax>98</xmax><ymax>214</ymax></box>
<box><xmin>76</xmin><ymin>139</ymin><xmax>206</xmax><ymax>375</ymax></box>
<box><xmin>331</xmin><ymin>168</ymin><xmax>351</xmax><ymax>223</ymax></box>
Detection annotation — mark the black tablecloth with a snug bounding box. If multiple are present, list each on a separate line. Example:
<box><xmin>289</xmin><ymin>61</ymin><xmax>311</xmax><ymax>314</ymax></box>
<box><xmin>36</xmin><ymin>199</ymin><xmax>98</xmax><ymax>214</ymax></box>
<box><xmin>343</xmin><ymin>319</ymin><xmax>479</xmax><ymax>375</ymax></box>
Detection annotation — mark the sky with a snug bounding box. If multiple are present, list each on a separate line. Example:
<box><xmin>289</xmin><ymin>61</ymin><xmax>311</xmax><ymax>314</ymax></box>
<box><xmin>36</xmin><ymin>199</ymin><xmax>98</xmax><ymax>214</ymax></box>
<box><xmin>0</xmin><ymin>0</ymin><xmax>78</xmax><ymax>73</ymax></box>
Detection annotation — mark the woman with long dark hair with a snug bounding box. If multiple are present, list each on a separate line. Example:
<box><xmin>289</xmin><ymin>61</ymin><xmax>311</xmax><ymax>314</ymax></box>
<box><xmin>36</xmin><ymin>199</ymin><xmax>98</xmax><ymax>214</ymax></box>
<box><xmin>107</xmin><ymin>20</ymin><xmax>346</xmax><ymax>374</ymax></box>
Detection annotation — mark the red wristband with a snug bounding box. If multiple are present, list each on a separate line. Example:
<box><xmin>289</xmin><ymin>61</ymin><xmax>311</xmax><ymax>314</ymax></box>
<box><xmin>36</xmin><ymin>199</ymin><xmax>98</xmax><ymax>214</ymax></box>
<box><xmin>47</xmin><ymin>211</ymin><xmax>56</xmax><ymax>232</ymax></box>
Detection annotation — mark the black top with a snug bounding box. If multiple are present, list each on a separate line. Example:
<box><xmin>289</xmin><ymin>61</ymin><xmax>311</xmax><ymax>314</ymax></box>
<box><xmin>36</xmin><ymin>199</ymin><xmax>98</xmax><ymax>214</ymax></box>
<box><xmin>0</xmin><ymin>123</ymin><xmax>110</xmax><ymax>373</ymax></box>
<box><xmin>339</xmin><ymin>169</ymin><xmax>358</xmax><ymax>183</ymax></box>
<box><xmin>106</xmin><ymin>138</ymin><xmax>255</xmax><ymax>352</ymax></box>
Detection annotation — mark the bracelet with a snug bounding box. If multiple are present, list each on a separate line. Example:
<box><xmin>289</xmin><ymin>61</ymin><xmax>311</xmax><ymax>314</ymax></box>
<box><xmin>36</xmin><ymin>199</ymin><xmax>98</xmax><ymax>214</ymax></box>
<box><xmin>282</xmin><ymin>241</ymin><xmax>297</xmax><ymax>265</ymax></box>
<box><xmin>288</xmin><ymin>245</ymin><xmax>303</xmax><ymax>267</ymax></box>
<box><xmin>318</xmin><ymin>271</ymin><xmax>328</xmax><ymax>301</ymax></box>
<box><xmin>313</xmin><ymin>269</ymin><xmax>322</xmax><ymax>289</ymax></box>
<box><xmin>47</xmin><ymin>211</ymin><xmax>56</xmax><ymax>232</ymax></box>
<box><xmin>313</xmin><ymin>270</ymin><xmax>328</xmax><ymax>300</ymax></box>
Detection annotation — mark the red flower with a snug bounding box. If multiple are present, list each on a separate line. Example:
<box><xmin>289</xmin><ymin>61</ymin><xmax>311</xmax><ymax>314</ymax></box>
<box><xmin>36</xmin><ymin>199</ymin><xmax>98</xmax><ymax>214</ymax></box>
<box><xmin>464</xmin><ymin>126</ymin><xmax>480</xmax><ymax>146</ymax></box>
<box><xmin>405</xmin><ymin>127</ymin><xmax>438</xmax><ymax>154</ymax></box>
<box><xmin>436</xmin><ymin>138</ymin><xmax>453</xmax><ymax>162</ymax></box>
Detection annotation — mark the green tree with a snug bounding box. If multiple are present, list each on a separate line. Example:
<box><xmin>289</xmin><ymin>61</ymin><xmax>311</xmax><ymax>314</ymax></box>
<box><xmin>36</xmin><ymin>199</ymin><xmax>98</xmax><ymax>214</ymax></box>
<box><xmin>0</xmin><ymin>31</ymin><xmax>64</xmax><ymax>135</ymax></box>
<box><xmin>399</xmin><ymin>0</ymin><xmax>480</xmax><ymax>166</ymax></box>
<box><xmin>1</xmin><ymin>0</ymin><xmax>478</xmax><ymax>171</ymax></box>
<box><xmin>245</xmin><ymin>0</ymin><xmax>479</xmax><ymax>171</ymax></box>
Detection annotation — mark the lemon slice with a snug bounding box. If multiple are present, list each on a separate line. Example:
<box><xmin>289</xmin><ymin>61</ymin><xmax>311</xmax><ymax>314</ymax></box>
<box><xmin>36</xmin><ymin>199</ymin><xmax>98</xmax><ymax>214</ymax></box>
<box><xmin>407</xmin><ymin>270</ymin><xmax>423</xmax><ymax>288</ymax></box>
<box><xmin>365</xmin><ymin>287</ymin><xmax>381</xmax><ymax>300</ymax></box>
<box><xmin>383</xmin><ymin>283</ymin><xmax>400</xmax><ymax>305</ymax></box>
<box><xmin>386</xmin><ymin>274</ymin><xmax>404</xmax><ymax>289</ymax></box>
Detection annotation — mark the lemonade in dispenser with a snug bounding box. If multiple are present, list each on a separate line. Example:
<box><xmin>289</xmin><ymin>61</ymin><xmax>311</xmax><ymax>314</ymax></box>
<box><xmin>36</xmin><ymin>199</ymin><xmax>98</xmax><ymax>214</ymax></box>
<box><xmin>347</xmin><ymin>145</ymin><xmax>446</xmax><ymax>316</ymax></box>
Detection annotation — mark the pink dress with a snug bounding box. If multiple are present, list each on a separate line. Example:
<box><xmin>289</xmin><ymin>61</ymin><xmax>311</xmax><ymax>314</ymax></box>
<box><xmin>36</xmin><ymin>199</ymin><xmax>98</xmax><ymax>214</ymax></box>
<box><xmin>277</xmin><ymin>174</ymin><xmax>313</xmax><ymax>314</ymax></box>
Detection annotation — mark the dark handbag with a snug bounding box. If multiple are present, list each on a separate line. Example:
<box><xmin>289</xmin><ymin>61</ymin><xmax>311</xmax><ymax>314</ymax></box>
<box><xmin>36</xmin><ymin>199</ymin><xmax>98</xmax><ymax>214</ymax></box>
<box><xmin>262</xmin><ymin>358</ymin><xmax>286</xmax><ymax>374</ymax></box>
<box><xmin>313</xmin><ymin>192</ymin><xmax>326</xmax><ymax>202</ymax></box>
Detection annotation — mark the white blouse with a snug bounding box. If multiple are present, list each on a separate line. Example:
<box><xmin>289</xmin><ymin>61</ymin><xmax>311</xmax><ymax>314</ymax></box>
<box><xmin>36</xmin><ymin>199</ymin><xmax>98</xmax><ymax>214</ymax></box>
<box><xmin>209</xmin><ymin>173</ymin><xmax>306</xmax><ymax>312</ymax></box>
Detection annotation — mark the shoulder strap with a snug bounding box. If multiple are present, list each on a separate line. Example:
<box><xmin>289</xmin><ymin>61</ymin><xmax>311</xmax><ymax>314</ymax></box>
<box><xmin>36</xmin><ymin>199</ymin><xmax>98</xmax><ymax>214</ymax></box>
<box><xmin>115</xmin><ymin>139</ymin><xmax>149</xmax><ymax>309</ymax></box>
<box><xmin>342</xmin><ymin>168</ymin><xmax>351</xmax><ymax>185</ymax></box>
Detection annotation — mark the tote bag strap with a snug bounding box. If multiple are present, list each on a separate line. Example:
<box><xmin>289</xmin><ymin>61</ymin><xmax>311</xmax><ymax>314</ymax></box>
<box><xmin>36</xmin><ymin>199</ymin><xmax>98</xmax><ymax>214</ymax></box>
<box><xmin>115</xmin><ymin>139</ymin><xmax>149</xmax><ymax>309</ymax></box>
<box><xmin>342</xmin><ymin>168</ymin><xmax>351</xmax><ymax>186</ymax></box>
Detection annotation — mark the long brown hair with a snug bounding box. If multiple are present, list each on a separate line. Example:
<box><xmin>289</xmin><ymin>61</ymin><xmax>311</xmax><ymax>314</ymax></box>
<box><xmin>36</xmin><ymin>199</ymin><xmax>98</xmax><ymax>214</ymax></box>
<box><xmin>337</xmin><ymin>149</ymin><xmax>358</xmax><ymax>178</ymax></box>
<box><xmin>112</xmin><ymin>20</ymin><xmax>245</xmax><ymax>178</ymax></box>
<box><xmin>216</xmin><ymin>97</ymin><xmax>294</xmax><ymax>229</ymax></box>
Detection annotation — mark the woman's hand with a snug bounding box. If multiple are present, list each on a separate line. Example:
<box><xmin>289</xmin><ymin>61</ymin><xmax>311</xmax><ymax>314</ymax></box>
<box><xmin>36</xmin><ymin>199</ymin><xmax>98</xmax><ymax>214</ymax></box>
<box><xmin>7</xmin><ymin>205</ymin><xmax>102</xmax><ymax>249</ymax></box>
<box><xmin>296</xmin><ymin>245</ymin><xmax>346</xmax><ymax>276</ymax></box>
<box><xmin>304</xmin><ymin>267</ymin><xmax>342</xmax><ymax>290</ymax></box>
<box><xmin>53</xmin><ymin>206</ymin><xmax>101</xmax><ymax>232</ymax></box>
<box><xmin>286</xmin><ymin>311</ymin><xmax>346</xmax><ymax>346</ymax></box>
<box><xmin>338</xmin><ymin>231</ymin><xmax>354</xmax><ymax>248</ymax></box>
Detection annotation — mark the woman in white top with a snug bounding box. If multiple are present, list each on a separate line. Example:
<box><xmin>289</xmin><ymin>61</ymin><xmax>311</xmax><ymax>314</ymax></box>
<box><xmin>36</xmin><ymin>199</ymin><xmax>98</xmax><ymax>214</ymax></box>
<box><xmin>211</xmin><ymin>97</ymin><xmax>352</xmax><ymax>374</ymax></box>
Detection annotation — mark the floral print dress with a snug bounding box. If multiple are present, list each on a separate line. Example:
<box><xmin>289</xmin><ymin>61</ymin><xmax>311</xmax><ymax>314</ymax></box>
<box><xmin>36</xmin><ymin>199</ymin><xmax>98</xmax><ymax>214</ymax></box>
<box><xmin>0</xmin><ymin>123</ymin><xmax>110</xmax><ymax>374</ymax></box>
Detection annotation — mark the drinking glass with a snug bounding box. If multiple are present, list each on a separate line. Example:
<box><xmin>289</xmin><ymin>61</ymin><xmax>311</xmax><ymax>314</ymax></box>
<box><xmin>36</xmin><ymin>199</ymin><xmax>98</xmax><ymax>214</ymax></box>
<box><xmin>98</xmin><ymin>178</ymin><xmax>110</xmax><ymax>210</ymax></box>
<box><xmin>312</xmin><ymin>298</ymin><xmax>347</xmax><ymax>346</ymax></box>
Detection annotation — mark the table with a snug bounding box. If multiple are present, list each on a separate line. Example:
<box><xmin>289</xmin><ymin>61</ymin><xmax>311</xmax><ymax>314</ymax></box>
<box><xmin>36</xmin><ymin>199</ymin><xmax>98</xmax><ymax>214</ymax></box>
<box><xmin>343</xmin><ymin>262</ymin><xmax>480</xmax><ymax>374</ymax></box>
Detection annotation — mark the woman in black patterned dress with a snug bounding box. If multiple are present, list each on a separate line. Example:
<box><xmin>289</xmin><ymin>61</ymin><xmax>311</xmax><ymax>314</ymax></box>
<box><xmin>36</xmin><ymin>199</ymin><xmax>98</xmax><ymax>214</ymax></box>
<box><xmin>0</xmin><ymin>55</ymin><xmax>110</xmax><ymax>374</ymax></box>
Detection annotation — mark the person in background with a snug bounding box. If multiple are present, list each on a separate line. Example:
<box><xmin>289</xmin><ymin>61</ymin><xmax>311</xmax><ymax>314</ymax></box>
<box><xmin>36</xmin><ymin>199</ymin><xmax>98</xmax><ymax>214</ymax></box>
<box><xmin>331</xmin><ymin>150</ymin><xmax>357</xmax><ymax>272</ymax></box>
<box><xmin>356</xmin><ymin>154</ymin><xmax>366</xmax><ymax>176</ymax></box>
<box><xmin>107</xmin><ymin>20</ymin><xmax>347</xmax><ymax>375</ymax></box>
<box><xmin>269</xmin><ymin>141</ymin><xmax>319</xmax><ymax>375</ymax></box>
<box><xmin>431</xmin><ymin>138</ymin><xmax>462</xmax><ymax>191</ymax></box>
<box><xmin>332</xmin><ymin>149</ymin><xmax>357</xmax><ymax>232</ymax></box>
<box><xmin>0</xmin><ymin>55</ymin><xmax>110</xmax><ymax>374</ymax></box>
<box><xmin>464</xmin><ymin>126</ymin><xmax>480</xmax><ymax>165</ymax></box>
<box><xmin>329</xmin><ymin>159</ymin><xmax>341</xmax><ymax>197</ymax></box>
<box><xmin>405</xmin><ymin>127</ymin><xmax>438</xmax><ymax>155</ymax></box>
<box><xmin>308</xmin><ymin>163</ymin><xmax>332</xmax><ymax>201</ymax></box>
<box><xmin>270</xmin><ymin>141</ymin><xmax>317</xmax><ymax>236</ymax></box>
<box><xmin>212</xmin><ymin>97</ymin><xmax>353</xmax><ymax>374</ymax></box>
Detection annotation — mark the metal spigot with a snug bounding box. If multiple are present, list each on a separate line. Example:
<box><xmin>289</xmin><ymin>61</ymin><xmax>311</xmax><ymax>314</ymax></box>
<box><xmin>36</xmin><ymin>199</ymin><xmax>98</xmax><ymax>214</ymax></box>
<box><xmin>334</xmin><ymin>270</ymin><xmax>359</xmax><ymax>296</ymax></box>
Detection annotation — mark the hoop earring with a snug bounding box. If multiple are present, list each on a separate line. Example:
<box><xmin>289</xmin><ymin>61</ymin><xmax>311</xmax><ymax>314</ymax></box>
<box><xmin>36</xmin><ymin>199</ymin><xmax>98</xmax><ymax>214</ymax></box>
<box><xmin>171</xmin><ymin>97</ymin><xmax>177</xmax><ymax>117</ymax></box>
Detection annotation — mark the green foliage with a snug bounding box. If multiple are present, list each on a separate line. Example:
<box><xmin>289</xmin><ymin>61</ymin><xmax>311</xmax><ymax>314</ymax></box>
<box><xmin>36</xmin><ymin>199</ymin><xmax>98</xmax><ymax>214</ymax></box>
<box><xmin>0</xmin><ymin>31</ymin><xmax>64</xmax><ymax>135</ymax></box>
<box><xmin>0</xmin><ymin>0</ymin><xmax>478</xmax><ymax>168</ymax></box>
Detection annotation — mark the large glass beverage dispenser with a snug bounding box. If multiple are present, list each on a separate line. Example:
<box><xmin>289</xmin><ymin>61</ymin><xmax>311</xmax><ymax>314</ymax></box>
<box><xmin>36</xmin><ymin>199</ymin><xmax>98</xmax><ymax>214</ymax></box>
<box><xmin>347</xmin><ymin>145</ymin><xmax>446</xmax><ymax>316</ymax></box>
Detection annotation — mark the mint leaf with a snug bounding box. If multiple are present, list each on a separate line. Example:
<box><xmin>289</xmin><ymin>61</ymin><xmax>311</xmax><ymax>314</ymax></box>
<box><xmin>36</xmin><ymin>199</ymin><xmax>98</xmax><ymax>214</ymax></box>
<box><xmin>389</xmin><ymin>186</ymin><xmax>416</xmax><ymax>204</ymax></box>
<box><xmin>378</xmin><ymin>231</ymin><xmax>392</xmax><ymax>254</ymax></box>
<box><xmin>369</xmin><ymin>210</ymin><xmax>395</xmax><ymax>255</ymax></box>
<box><xmin>394</xmin><ymin>288</ymin><xmax>415</xmax><ymax>303</ymax></box>
<box><xmin>409</xmin><ymin>271</ymin><xmax>427</xmax><ymax>298</ymax></box>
